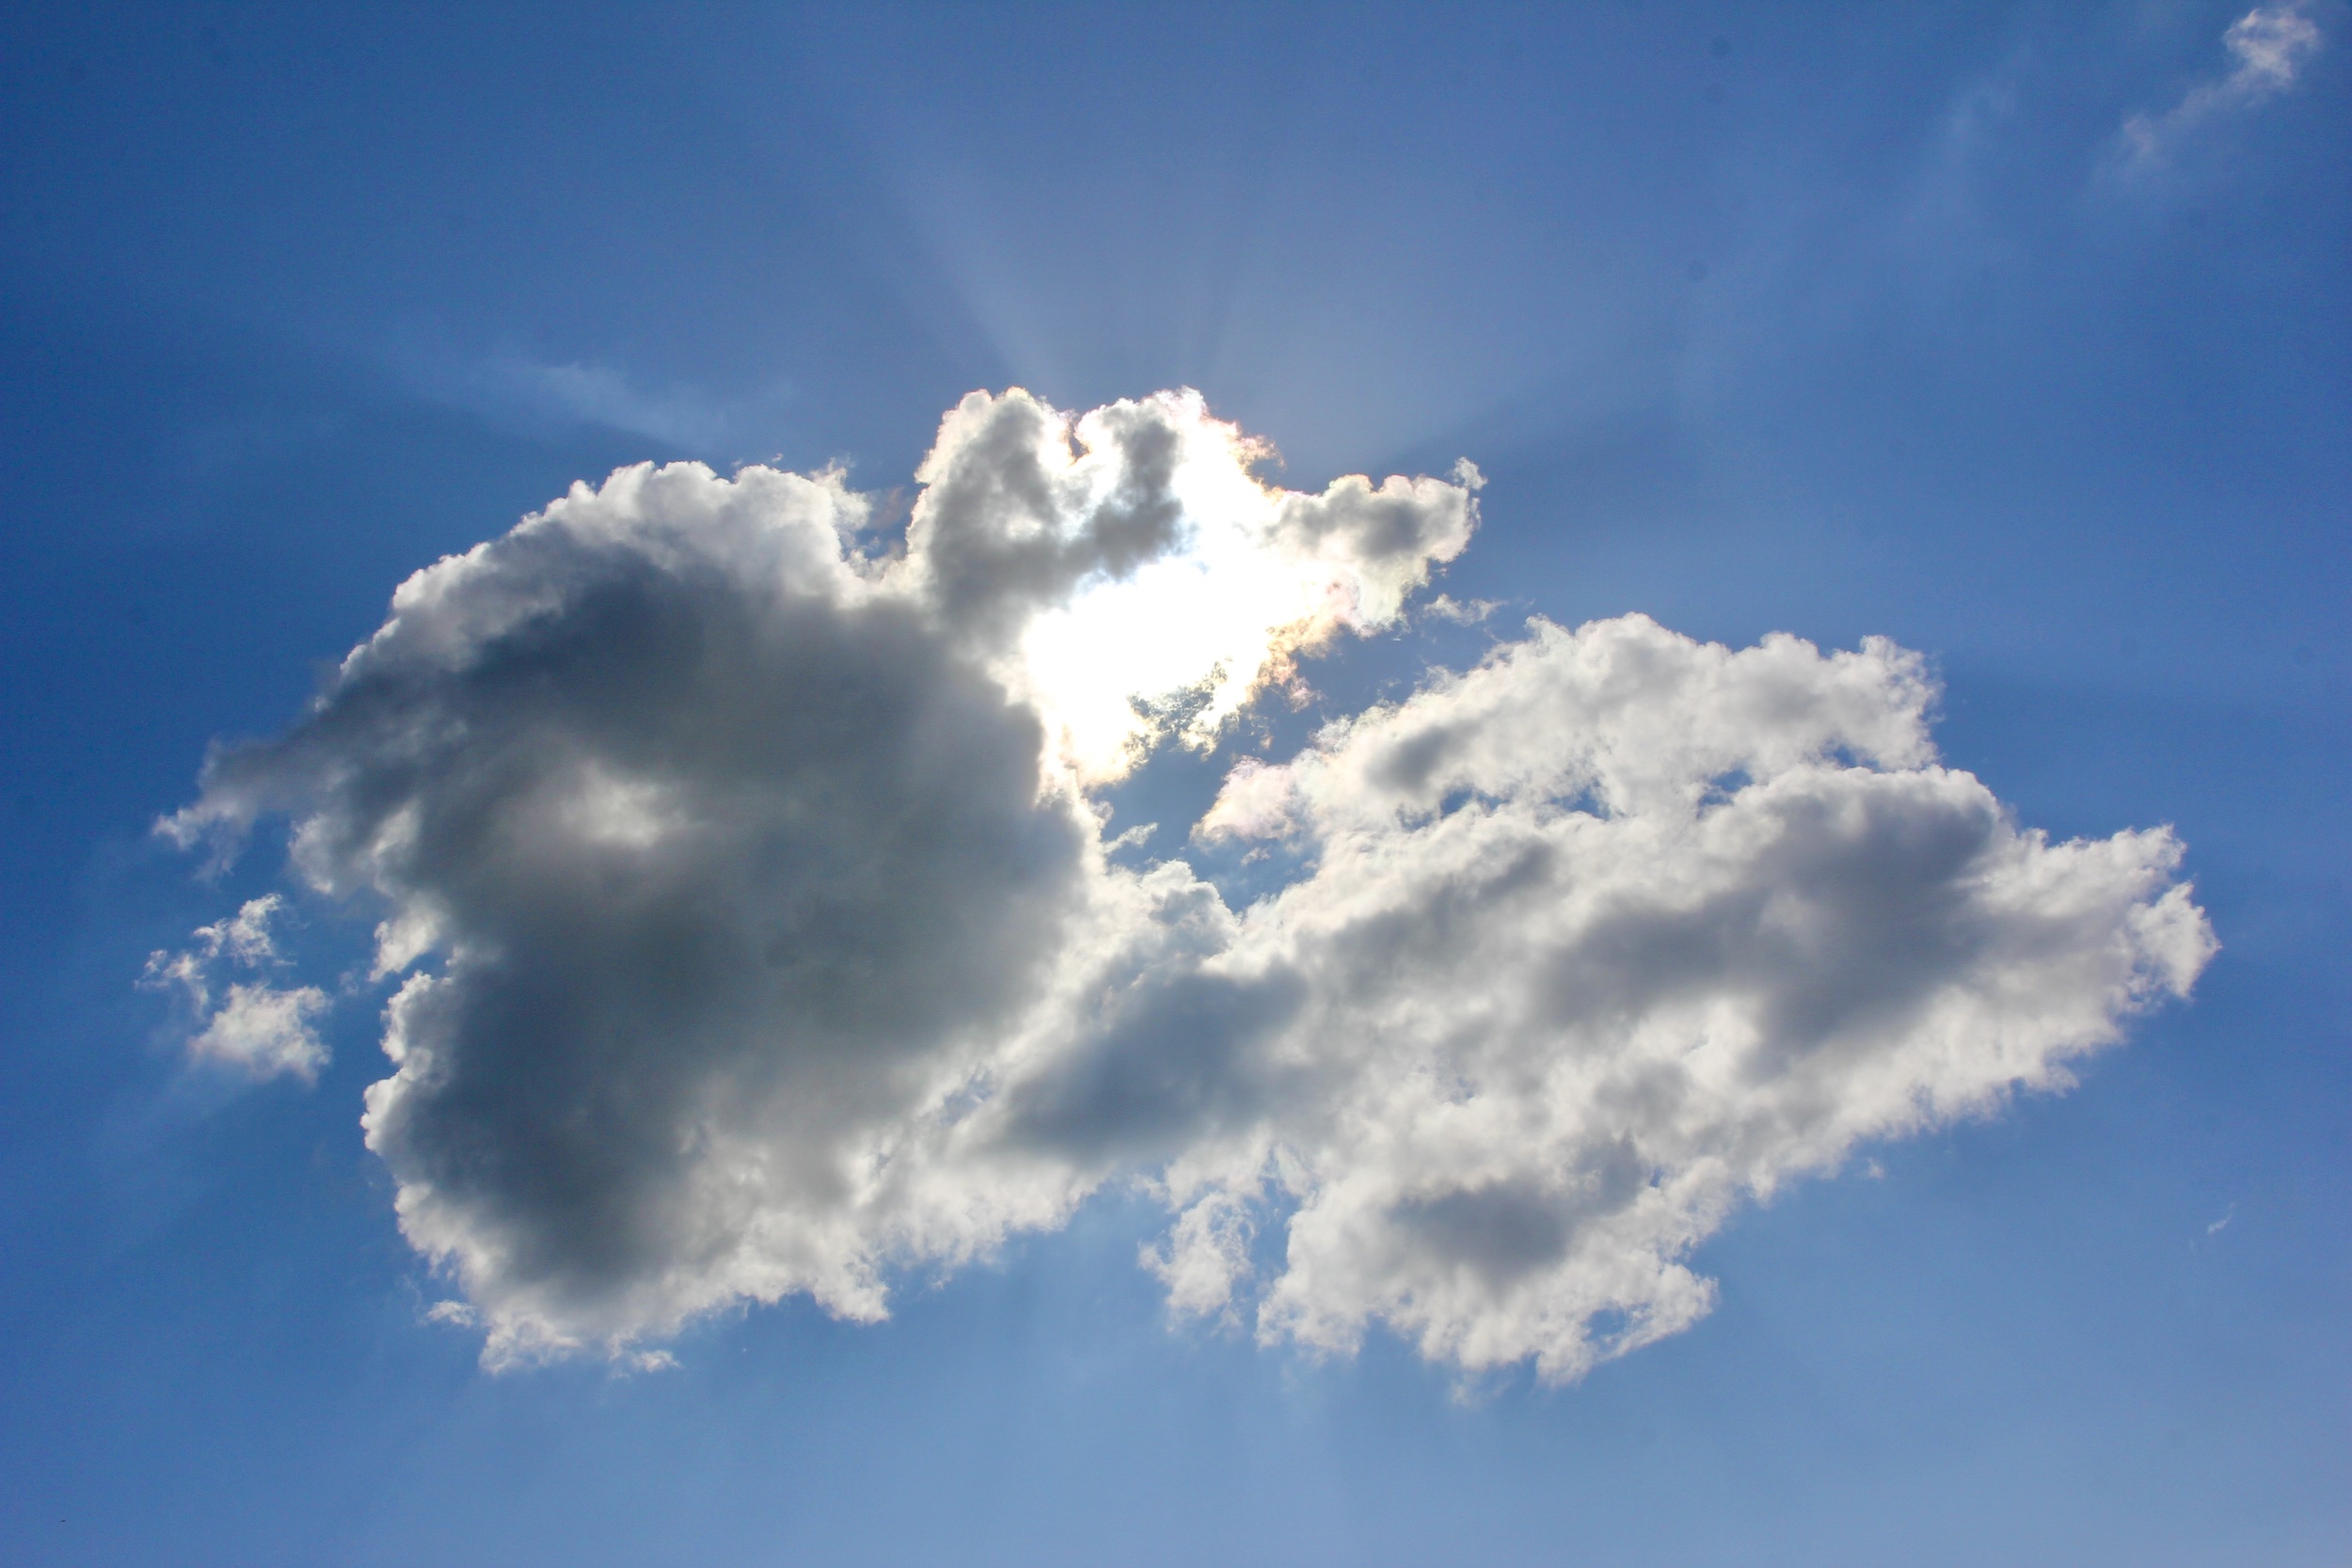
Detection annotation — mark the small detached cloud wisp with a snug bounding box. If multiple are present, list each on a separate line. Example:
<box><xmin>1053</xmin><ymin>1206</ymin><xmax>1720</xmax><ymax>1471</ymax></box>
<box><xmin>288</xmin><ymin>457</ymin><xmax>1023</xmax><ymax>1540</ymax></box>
<box><xmin>154</xmin><ymin>388</ymin><xmax>2215</xmax><ymax>1378</ymax></box>
<box><xmin>2122</xmin><ymin>3</ymin><xmax>2324</xmax><ymax>165</ymax></box>
<box><xmin>143</xmin><ymin>895</ymin><xmax>329</xmax><ymax>1083</ymax></box>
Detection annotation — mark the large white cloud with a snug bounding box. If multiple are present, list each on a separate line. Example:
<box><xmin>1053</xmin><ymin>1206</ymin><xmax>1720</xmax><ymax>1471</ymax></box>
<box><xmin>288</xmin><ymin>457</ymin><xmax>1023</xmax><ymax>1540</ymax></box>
<box><xmin>1161</xmin><ymin>616</ymin><xmax>2214</xmax><ymax>1379</ymax></box>
<box><xmin>159</xmin><ymin>388</ymin><xmax>2213</xmax><ymax>1377</ymax></box>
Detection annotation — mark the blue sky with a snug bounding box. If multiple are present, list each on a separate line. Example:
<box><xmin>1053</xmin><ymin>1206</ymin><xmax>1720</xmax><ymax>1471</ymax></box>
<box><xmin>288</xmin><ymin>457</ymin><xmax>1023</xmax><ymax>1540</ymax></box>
<box><xmin>1</xmin><ymin>3</ymin><xmax>2346</xmax><ymax>1564</ymax></box>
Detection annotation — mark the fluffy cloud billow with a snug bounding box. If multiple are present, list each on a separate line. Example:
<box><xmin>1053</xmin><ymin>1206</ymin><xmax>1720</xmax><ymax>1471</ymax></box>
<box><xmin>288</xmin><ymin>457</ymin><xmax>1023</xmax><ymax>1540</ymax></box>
<box><xmin>1173</xmin><ymin>617</ymin><xmax>2212</xmax><ymax>1378</ymax></box>
<box><xmin>159</xmin><ymin>388</ymin><xmax>2214</xmax><ymax>1376</ymax></box>
<box><xmin>144</xmin><ymin>895</ymin><xmax>330</xmax><ymax>1082</ymax></box>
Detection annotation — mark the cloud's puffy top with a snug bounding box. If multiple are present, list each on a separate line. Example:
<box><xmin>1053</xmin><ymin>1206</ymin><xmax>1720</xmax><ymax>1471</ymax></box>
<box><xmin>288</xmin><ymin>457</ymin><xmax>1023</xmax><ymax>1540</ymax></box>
<box><xmin>165</xmin><ymin>389</ymin><xmax>2212</xmax><ymax>1376</ymax></box>
<box><xmin>905</xmin><ymin>388</ymin><xmax>1477</xmax><ymax>777</ymax></box>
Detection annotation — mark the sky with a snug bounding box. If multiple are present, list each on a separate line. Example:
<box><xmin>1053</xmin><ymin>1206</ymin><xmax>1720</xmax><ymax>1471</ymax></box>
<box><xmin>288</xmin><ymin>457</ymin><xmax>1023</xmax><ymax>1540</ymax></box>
<box><xmin>0</xmin><ymin>3</ymin><xmax>2345</xmax><ymax>1564</ymax></box>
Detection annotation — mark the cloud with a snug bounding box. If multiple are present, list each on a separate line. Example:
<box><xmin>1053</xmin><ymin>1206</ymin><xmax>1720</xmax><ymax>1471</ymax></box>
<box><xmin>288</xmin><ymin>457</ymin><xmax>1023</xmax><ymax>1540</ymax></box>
<box><xmin>2122</xmin><ymin>4</ymin><xmax>2323</xmax><ymax>165</ymax></box>
<box><xmin>159</xmin><ymin>389</ymin><xmax>2212</xmax><ymax>1378</ymax></box>
<box><xmin>142</xmin><ymin>895</ymin><xmax>330</xmax><ymax>1082</ymax></box>
<box><xmin>501</xmin><ymin>357</ymin><xmax>739</xmax><ymax>449</ymax></box>
<box><xmin>376</xmin><ymin>325</ymin><xmax>793</xmax><ymax>455</ymax></box>
<box><xmin>905</xmin><ymin>390</ymin><xmax>1478</xmax><ymax>778</ymax></box>
<box><xmin>1169</xmin><ymin>616</ymin><xmax>2214</xmax><ymax>1378</ymax></box>
<box><xmin>161</xmin><ymin>389</ymin><xmax>1470</xmax><ymax>1365</ymax></box>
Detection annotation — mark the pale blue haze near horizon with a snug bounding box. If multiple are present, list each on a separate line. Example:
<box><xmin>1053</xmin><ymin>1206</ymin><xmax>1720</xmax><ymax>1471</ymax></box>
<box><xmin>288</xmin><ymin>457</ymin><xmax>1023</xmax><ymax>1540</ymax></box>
<box><xmin>0</xmin><ymin>3</ymin><xmax>2346</xmax><ymax>1564</ymax></box>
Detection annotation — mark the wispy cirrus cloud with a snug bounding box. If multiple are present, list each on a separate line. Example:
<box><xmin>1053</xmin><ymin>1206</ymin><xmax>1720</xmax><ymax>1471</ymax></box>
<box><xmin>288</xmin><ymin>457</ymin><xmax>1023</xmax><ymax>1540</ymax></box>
<box><xmin>374</xmin><ymin>321</ymin><xmax>793</xmax><ymax>456</ymax></box>
<box><xmin>497</xmin><ymin>356</ymin><xmax>741</xmax><ymax>449</ymax></box>
<box><xmin>2121</xmin><ymin>4</ymin><xmax>2324</xmax><ymax>166</ymax></box>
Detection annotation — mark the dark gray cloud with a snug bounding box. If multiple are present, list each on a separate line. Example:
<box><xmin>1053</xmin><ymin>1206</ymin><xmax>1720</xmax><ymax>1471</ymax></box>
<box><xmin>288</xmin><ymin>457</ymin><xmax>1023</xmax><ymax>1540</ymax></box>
<box><xmin>1000</xmin><ymin>965</ymin><xmax>1309</xmax><ymax>1164</ymax></box>
<box><xmin>171</xmin><ymin>459</ymin><xmax>1104</xmax><ymax>1351</ymax></box>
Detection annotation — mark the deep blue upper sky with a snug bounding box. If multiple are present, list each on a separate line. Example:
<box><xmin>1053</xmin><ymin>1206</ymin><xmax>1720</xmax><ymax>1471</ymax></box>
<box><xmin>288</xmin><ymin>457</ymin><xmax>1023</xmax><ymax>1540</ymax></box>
<box><xmin>2</xmin><ymin>4</ymin><xmax>2345</xmax><ymax>1564</ymax></box>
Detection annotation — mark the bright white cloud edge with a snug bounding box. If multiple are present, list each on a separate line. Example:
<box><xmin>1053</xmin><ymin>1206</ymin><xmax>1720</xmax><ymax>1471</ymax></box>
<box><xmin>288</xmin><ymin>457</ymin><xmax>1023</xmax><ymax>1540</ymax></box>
<box><xmin>158</xmin><ymin>388</ymin><xmax>2215</xmax><ymax>1380</ymax></box>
